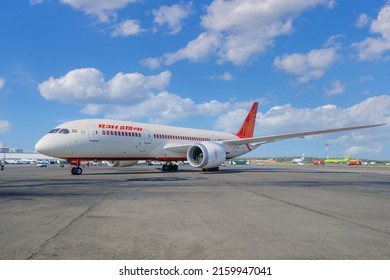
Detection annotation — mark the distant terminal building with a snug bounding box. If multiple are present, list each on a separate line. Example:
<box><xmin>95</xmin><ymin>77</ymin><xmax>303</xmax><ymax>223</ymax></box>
<box><xmin>9</xmin><ymin>148</ymin><xmax>23</xmax><ymax>153</ymax></box>
<box><xmin>0</xmin><ymin>148</ymin><xmax>10</xmax><ymax>154</ymax></box>
<box><xmin>1</xmin><ymin>147</ymin><xmax>23</xmax><ymax>153</ymax></box>
<box><xmin>1</xmin><ymin>147</ymin><xmax>60</xmax><ymax>164</ymax></box>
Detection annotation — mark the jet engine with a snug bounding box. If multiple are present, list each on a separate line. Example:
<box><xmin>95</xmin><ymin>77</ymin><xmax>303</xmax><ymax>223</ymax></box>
<box><xmin>187</xmin><ymin>142</ymin><xmax>226</xmax><ymax>169</ymax></box>
<box><xmin>104</xmin><ymin>160</ymin><xmax>138</xmax><ymax>167</ymax></box>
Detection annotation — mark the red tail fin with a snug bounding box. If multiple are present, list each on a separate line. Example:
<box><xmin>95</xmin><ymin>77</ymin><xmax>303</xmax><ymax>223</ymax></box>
<box><xmin>235</xmin><ymin>102</ymin><xmax>258</xmax><ymax>138</ymax></box>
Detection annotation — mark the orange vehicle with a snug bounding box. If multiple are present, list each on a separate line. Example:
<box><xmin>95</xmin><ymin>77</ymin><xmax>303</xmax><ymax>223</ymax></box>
<box><xmin>313</xmin><ymin>160</ymin><xmax>325</xmax><ymax>165</ymax></box>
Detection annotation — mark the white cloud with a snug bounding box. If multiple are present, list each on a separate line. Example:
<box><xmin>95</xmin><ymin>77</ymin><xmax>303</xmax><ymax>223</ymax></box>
<box><xmin>38</xmin><ymin>68</ymin><xmax>171</xmax><ymax>104</ymax></box>
<box><xmin>140</xmin><ymin>57</ymin><xmax>162</xmax><ymax>70</ymax></box>
<box><xmin>0</xmin><ymin>120</ymin><xmax>11</xmax><ymax>133</ymax></box>
<box><xmin>29</xmin><ymin>0</ymin><xmax>43</xmax><ymax>5</ymax></box>
<box><xmin>37</xmin><ymin>68</ymin><xmax>234</xmax><ymax>125</ymax></box>
<box><xmin>141</xmin><ymin>32</ymin><xmax>222</xmax><ymax>68</ymax></box>
<box><xmin>208</xmin><ymin>72</ymin><xmax>234</xmax><ymax>81</ymax></box>
<box><xmin>163</xmin><ymin>32</ymin><xmax>222</xmax><ymax>65</ymax></box>
<box><xmin>359</xmin><ymin>75</ymin><xmax>374</xmax><ymax>83</ymax></box>
<box><xmin>0</xmin><ymin>78</ymin><xmax>5</xmax><ymax>89</ymax></box>
<box><xmin>325</xmin><ymin>80</ymin><xmax>345</xmax><ymax>96</ymax></box>
<box><xmin>326</xmin><ymin>0</ymin><xmax>336</xmax><ymax>9</ymax></box>
<box><xmin>345</xmin><ymin>145</ymin><xmax>383</xmax><ymax>157</ymax></box>
<box><xmin>61</xmin><ymin>0</ymin><xmax>137</xmax><ymax>22</ymax></box>
<box><xmin>80</xmin><ymin>92</ymin><xmax>233</xmax><ymax>124</ymax></box>
<box><xmin>273</xmin><ymin>48</ymin><xmax>338</xmax><ymax>83</ymax></box>
<box><xmin>356</xmin><ymin>13</ymin><xmax>370</xmax><ymax>28</ymax></box>
<box><xmin>353</xmin><ymin>5</ymin><xmax>390</xmax><ymax>60</ymax></box>
<box><xmin>111</xmin><ymin>19</ymin><xmax>144</xmax><ymax>37</ymax></box>
<box><xmin>152</xmin><ymin>3</ymin><xmax>193</xmax><ymax>35</ymax></box>
<box><xmin>324</xmin><ymin>34</ymin><xmax>345</xmax><ymax>49</ymax></box>
<box><xmin>143</xmin><ymin>0</ymin><xmax>333</xmax><ymax>67</ymax></box>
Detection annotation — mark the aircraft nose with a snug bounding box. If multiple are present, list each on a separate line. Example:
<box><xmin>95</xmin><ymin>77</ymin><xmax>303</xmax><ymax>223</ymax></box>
<box><xmin>35</xmin><ymin>137</ymin><xmax>51</xmax><ymax>156</ymax></box>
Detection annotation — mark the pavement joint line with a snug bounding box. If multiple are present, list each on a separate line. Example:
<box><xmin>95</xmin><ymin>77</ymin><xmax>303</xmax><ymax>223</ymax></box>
<box><xmin>27</xmin><ymin>189</ymin><xmax>120</xmax><ymax>260</ymax></box>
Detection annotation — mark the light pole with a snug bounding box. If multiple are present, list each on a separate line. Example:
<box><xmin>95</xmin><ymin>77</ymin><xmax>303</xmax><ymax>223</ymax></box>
<box><xmin>325</xmin><ymin>143</ymin><xmax>330</xmax><ymax>160</ymax></box>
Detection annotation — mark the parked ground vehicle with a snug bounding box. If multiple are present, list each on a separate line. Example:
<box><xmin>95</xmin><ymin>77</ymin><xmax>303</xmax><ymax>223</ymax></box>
<box><xmin>312</xmin><ymin>160</ymin><xmax>324</xmax><ymax>165</ymax></box>
<box><xmin>348</xmin><ymin>160</ymin><xmax>362</xmax><ymax>165</ymax></box>
<box><xmin>36</xmin><ymin>161</ymin><xmax>48</xmax><ymax>167</ymax></box>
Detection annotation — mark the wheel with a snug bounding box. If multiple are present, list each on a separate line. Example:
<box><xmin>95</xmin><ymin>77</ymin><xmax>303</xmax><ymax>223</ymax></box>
<box><xmin>75</xmin><ymin>166</ymin><xmax>83</xmax><ymax>175</ymax></box>
<box><xmin>71</xmin><ymin>166</ymin><xmax>83</xmax><ymax>175</ymax></box>
<box><xmin>172</xmin><ymin>164</ymin><xmax>178</xmax><ymax>172</ymax></box>
<box><xmin>162</xmin><ymin>164</ymin><xmax>168</xmax><ymax>172</ymax></box>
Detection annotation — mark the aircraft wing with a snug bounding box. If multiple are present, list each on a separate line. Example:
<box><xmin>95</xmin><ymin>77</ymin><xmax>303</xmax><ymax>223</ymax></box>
<box><xmin>163</xmin><ymin>143</ymin><xmax>192</xmax><ymax>154</ymax></box>
<box><xmin>163</xmin><ymin>123</ymin><xmax>385</xmax><ymax>153</ymax></box>
<box><xmin>221</xmin><ymin>123</ymin><xmax>385</xmax><ymax>146</ymax></box>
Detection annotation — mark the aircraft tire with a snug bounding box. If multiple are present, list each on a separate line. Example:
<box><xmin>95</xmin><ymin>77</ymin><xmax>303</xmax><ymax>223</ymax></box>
<box><xmin>71</xmin><ymin>166</ymin><xmax>83</xmax><ymax>175</ymax></box>
<box><xmin>75</xmin><ymin>167</ymin><xmax>83</xmax><ymax>175</ymax></box>
<box><xmin>162</xmin><ymin>164</ymin><xmax>178</xmax><ymax>172</ymax></box>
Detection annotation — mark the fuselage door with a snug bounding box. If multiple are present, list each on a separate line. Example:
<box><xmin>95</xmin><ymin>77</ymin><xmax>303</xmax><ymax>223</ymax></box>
<box><xmin>87</xmin><ymin>125</ymin><xmax>100</xmax><ymax>142</ymax></box>
<box><xmin>143</xmin><ymin>129</ymin><xmax>152</xmax><ymax>144</ymax></box>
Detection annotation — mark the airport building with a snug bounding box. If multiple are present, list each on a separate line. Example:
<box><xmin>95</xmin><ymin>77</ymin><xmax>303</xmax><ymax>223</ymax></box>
<box><xmin>9</xmin><ymin>148</ymin><xmax>23</xmax><ymax>153</ymax></box>
<box><xmin>1</xmin><ymin>147</ymin><xmax>59</xmax><ymax>164</ymax></box>
<box><xmin>0</xmin><ymin>148</ymin><xmax>10</xmax><ymax>154</ymax></box>
<box><xmin>1</xmin><ymin>147</ymin><xmax>24</xmax><ymax>154</ymax></box>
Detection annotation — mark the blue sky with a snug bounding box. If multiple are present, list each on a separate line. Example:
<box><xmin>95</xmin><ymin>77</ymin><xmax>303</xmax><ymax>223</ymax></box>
<box><xmin>1</xmin><ymin>0</ymin><xmax>389</xmax><ymax>160</ymax></box>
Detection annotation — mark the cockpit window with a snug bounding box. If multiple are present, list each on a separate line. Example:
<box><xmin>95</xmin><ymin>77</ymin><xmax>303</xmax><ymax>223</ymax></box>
<box><xmin>49</xmin><ymin>128</ymin><xmax>60</xmax><ymax>134</ymax></box>
<box><xmin>58</xmin><ymin>128</ymin><xmax>70</xmax><ymax>134</ymax></box>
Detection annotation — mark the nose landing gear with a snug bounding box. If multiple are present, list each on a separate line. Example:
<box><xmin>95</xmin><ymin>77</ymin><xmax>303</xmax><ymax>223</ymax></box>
<box><xmin>69</xmin><ymin>159</ymin><xmax>83</xmax><ymax>175</ymax></box>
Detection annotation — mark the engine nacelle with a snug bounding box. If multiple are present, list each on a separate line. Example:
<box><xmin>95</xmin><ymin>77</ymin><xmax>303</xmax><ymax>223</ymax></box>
<box><xmin>187</xmin><ymin>142</ymin><xmax>226</xmax><ymax>169</ymax></box>
<box><xmin>104</xmin><ymin>160</ymin><xmax>138</xmax><ymax>167</ymax></box>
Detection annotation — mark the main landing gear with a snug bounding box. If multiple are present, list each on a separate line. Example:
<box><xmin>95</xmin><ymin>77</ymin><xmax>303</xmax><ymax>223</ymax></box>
<box><xmin>162</xmin><ymin>163</ymin><xmax>178</xmax><ymax>172</ymax></box>
<box><xmin>71</xmin><ymin>166</ymin><xmax>83</xmax><ymax>175</ymax></box>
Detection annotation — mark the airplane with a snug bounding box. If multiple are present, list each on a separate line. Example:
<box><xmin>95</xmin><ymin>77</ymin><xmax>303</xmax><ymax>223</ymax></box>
<box><xmin>35</xmin><ymin>102</ymin><xmax>385</xmax><ymax>175</ymax></box>
<box><xmin>291</xmin><ymin>154</ymin><xmax>305</xmax><ymax>164</ymax></box>
<box><xmin>324</xmin><ymin>155</ymin><xmax>350</xmax><ymax>164</ymax></box>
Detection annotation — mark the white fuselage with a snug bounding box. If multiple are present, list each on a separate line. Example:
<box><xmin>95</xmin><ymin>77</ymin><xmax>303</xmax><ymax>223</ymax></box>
<box><xmin>35</xmin><ymin>119</ymin><xmax>252</xmax><ymax>161</ymax></box>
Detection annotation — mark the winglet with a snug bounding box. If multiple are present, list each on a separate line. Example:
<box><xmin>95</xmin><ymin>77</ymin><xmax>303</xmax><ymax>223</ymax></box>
<box><xmin>235</xmin><ymin>102</ymin><xmax>258</xmax><ymax>138</ymax></box>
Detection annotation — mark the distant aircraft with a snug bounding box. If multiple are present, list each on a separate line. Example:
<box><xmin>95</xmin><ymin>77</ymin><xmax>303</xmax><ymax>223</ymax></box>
<box><xmin>291</xmin><ymin>154</ymin><xmax>305</xmax><ymax>164</ymax></box>
<box><xmin>324</xmin><ymin>155</ymin><xmax>350</xmax><ymax>164</ymax></box>
<box><xmin>35</xmin><ymin>102</ymin><xmax>385</xmax><ymax>175</ymax></box>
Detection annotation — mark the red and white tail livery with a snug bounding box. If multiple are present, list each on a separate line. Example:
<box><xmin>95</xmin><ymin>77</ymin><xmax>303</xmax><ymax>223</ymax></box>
<box><xmin>35</xmin><ymin>102</ymin><xmax>384</xmax><ymax>175</ymax></box>
<box><xmin>235</xmin><ymin>102</ymin><xmax>258</xmax><ymax>138</ymax></box>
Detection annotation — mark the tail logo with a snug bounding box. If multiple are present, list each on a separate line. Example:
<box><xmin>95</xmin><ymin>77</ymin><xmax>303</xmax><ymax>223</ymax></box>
<box><xmin>236</xmin><ymin>102</ymin><xmax>258</xmax><ymax>139</ymax></box>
